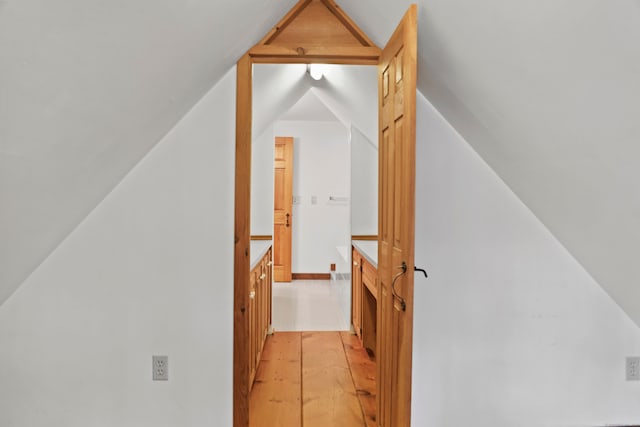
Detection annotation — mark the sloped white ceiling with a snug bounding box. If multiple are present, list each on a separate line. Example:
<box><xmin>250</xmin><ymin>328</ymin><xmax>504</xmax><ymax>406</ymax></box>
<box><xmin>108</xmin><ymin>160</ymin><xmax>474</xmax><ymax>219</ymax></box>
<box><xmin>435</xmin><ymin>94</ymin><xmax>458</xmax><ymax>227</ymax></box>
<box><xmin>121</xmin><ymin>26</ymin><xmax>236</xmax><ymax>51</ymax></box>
<box><xmin>338</xmin><ymin>0</ymin><xmax>640</xmax><ymax>326</ymax></box>
<box><xmin>3</xmin><ymin>0</ymin><xmax>640</xmax><ymax>328</ymax></box>
<box><xmin>252</xmin><ymin>64</ymin><xmax>377</xmax><ymax>138</ymax></box>
<box><xmin>0</xmin><ymin>0</ymin><xmax>297</xmax><ymax>305</ymax></box>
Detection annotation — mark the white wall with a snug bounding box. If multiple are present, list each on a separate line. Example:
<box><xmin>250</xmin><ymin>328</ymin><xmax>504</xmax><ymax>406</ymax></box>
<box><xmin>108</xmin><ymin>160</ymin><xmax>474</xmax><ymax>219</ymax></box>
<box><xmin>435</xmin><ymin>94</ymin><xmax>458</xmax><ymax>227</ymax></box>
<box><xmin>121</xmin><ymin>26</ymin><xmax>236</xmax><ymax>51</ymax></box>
<box><xmin>411</xmin><ymin>92</ymin><xmax>640</xmax><ymax>427</ymax></box>
<box><xmin>251</xmin><ymin>125</ymin><xmax>275</xmax><ymax>235</ymax></box>
<box><xmin>4</xmin><ymin>60</ymin><xmax>640</xmax><ymax>427</ymax></box>
<box><xmin>350</xmin><ymin>125</ymin><xmax>378</xmax><ymax>236</ymax></box>
<box><xmin>0</xmin><ymin>68</ymin><xmax>236</xmax><ymax>427</ymax></box>
<box><xmin>273</xmin><ymin>120</ymin><xmax>350</xmax><ymax>274</ymax></box>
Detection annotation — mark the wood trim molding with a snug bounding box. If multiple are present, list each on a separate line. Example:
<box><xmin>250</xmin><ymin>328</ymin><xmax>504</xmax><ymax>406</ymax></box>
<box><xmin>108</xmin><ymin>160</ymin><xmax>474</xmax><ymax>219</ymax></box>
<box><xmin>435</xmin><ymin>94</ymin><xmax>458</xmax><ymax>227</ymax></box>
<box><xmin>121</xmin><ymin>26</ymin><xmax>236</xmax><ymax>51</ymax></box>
<box><xmin>251</xmin><ymin>235</ymin><xmax>273</xmax><ymax>241</ymax></box>
<box><xmin>233</xmin><ymin>53</ymin><xmax>252</xmax><ymax>427</ymax></box>
<box><xmin>292</xmin><ymin>273</ymin><xmax>332</xmax><ymax>280</ymax></box>
<box><xmin>351</xmin><ymin>235</ymin><xmax>378</xmax><ymax>241</ymax></box>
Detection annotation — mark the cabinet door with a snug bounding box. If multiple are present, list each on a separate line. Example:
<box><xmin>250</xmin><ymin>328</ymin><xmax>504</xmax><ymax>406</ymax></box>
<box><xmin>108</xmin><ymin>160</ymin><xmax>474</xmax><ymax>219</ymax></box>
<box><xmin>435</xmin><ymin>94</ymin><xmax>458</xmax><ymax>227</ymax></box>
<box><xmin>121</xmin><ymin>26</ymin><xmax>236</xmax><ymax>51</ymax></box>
<box><xmin>352</xmin><ymin>248</ymin><xmax>363</xmax><ymax>339</ymax></box>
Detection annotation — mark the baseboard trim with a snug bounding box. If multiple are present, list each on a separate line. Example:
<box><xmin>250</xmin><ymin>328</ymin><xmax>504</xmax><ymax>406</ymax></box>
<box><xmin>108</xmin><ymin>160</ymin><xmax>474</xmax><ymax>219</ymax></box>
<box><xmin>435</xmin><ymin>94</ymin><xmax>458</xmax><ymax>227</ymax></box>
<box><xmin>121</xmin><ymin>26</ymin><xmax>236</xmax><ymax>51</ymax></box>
<box><xmin>292</xmin><ymin>273</ymin><xmax>331</xmax><ymax>280</ymax></box>
<box><xmin>251</xmin><ymin>235</ymin><xmax>273</xmax><ymax>241</ymax></box>
<box><xmin>351</xmin><ymin>235</ymin><xmax>378</xmax><ymax>241</ymax></box>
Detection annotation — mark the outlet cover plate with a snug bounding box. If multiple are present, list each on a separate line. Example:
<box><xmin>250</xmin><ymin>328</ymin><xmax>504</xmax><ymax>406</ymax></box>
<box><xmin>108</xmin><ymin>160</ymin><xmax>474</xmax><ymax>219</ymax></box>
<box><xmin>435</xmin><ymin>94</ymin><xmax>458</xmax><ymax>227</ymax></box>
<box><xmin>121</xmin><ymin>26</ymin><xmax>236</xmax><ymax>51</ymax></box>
<box><xmin>153</xmin><ymin>355</ymin><xmax>168</xmax><ymax>381</ymax></box>
<box><xmin>626</xmin><ymin>356</ymin><xmax>640</xmax><ymax>381</ymax></box>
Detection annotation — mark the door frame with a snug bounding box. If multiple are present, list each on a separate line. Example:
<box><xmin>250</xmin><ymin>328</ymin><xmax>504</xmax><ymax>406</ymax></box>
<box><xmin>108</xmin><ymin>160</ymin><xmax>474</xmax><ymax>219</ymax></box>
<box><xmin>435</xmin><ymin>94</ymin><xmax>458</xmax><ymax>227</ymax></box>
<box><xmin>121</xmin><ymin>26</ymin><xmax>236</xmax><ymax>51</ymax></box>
<box><xmin>234</xmin><ymin>54</ymin><xmax>378</xmax><ymax>427</ymax></box>
<box><xmin>233</xmin><ymin>2</ymin><xmax>414</xmax><ymax>426</ymax></box>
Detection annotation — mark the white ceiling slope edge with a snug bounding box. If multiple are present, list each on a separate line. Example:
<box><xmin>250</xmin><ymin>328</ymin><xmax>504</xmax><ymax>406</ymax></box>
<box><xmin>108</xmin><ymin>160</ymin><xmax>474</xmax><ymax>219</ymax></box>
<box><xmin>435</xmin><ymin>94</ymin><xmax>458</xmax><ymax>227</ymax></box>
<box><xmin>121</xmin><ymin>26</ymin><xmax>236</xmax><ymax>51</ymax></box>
<box><xmin>3</xmin><ymin>0</ymin><xmax>640</xmax><ymax>329</ymax></box>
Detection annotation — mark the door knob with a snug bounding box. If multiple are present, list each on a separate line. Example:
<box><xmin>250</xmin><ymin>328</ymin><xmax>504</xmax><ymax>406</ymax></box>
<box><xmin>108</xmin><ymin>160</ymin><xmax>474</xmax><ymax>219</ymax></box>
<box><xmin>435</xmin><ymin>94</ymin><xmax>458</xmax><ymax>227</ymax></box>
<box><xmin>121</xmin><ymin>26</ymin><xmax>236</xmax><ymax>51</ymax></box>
<box><xmin>286</xmin><ymin>213</ymin><xmax>290</xmax><ymax>227</ymax></box>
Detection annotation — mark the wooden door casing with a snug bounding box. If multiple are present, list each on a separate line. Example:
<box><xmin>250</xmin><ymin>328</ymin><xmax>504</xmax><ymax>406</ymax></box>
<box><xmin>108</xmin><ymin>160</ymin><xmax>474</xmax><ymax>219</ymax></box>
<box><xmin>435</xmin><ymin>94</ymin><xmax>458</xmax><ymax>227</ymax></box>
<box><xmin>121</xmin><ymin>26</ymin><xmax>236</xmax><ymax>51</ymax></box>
<box><xmin>377</xmin><ymin>5</ymin><xmax>417</xmax><ymax>427</ymax></box>
<box><xmin>273</xmin><ymin>136</ymin><xmax>294</xmax><ymax>282</ymax></box>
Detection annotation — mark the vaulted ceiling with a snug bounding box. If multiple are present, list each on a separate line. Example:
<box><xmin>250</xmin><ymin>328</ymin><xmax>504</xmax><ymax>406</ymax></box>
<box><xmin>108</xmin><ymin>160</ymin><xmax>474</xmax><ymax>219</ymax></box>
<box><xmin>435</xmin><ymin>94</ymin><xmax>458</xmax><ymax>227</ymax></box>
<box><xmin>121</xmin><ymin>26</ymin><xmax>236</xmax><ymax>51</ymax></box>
<box><xmin>2</xmin><ymin>0</ymin><xmax>640</xmax><ymax>326</ymax></box>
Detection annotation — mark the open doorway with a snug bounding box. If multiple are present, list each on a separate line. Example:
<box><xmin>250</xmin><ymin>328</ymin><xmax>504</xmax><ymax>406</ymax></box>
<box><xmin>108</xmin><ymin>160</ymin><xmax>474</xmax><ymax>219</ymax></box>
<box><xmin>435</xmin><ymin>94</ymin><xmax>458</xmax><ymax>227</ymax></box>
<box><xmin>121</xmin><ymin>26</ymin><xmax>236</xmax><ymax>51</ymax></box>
<box><xmin>248</xmin><ymin>64</ymin><xmax>378</xmax><ymax>426</ymax></box>
<box><xmin>250</xmin><ymin>64</ymin><xmax>377</xmax><ymax>334</ymax></box>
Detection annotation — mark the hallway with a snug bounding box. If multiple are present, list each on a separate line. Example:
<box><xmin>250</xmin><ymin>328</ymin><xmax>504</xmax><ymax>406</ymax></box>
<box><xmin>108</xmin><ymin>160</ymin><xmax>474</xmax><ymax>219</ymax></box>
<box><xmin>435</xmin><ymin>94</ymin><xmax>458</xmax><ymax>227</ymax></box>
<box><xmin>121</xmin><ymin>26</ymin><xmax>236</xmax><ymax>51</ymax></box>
<box><xmin>249</xmin><ymin>331</ymin><xmax>376</xmax><ymax>427</ymax></box>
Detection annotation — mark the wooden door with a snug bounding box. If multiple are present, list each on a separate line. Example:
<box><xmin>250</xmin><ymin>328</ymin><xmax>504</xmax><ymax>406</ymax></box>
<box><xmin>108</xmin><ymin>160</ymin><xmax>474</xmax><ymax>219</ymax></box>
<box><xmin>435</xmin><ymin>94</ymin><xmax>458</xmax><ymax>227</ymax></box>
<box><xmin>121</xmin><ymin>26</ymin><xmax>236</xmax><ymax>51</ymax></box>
<box><xmin>377</xmin><ymin>5</ymin><xmax>417</xmax><ymax>427</ymax></box>
<box><xmin>273</xmin><ymin>136</ymin><xmax>293</xmax><ymax>282</ymax></box>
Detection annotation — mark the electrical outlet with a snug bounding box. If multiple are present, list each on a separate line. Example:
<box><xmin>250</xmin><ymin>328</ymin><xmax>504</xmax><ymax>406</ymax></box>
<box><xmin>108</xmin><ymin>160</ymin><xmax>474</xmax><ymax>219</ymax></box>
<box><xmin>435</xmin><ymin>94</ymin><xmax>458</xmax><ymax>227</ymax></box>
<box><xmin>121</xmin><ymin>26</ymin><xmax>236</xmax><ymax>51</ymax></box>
<box><xmin>626</xmin><ymin>357</ymin><xmax>640</xmax><ymax>381</ymax></box>
<box><xmin>153</xmin><ymin>356</ymin><xmax>168</xmax><ymax>381</ymax></box>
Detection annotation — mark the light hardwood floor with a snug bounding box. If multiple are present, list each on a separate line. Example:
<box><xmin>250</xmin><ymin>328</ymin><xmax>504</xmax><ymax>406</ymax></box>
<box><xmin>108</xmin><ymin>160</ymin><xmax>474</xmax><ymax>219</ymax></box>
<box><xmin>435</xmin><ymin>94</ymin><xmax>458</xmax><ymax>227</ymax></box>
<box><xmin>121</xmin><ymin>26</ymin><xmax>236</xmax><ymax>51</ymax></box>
<box><xmin>249</xmin><ymin>331</ymin><xmax>376</xmax><ymax>427</ymax></box>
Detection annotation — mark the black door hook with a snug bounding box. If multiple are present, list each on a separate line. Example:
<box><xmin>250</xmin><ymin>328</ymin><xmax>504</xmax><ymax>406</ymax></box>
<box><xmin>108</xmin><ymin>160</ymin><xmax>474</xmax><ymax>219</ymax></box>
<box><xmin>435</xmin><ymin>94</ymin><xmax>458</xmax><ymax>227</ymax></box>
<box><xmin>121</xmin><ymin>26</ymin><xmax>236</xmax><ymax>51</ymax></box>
<box><xmin>414</xmin><ymin>266</ymin><xmax>428</xmax><ymax>278</ymax></box>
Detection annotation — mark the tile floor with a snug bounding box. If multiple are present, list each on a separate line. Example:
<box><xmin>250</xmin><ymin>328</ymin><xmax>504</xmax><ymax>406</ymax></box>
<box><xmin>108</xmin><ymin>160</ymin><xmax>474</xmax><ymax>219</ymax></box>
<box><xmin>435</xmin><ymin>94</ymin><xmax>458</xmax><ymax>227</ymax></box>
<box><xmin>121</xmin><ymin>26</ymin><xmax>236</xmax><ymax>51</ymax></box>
<box><xmin>272</xmin><ymin>280</ymin><xmax>351</xmax><ymax>331</ymax></box>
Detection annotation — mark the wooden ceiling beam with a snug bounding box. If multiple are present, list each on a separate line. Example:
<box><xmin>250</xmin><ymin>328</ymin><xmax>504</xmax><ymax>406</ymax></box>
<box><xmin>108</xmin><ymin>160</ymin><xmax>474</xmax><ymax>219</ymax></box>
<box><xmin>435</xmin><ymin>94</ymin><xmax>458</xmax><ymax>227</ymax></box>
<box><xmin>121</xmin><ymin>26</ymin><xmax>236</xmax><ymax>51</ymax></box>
<box><xmin>248</xmin><ymin>45</ymin><xmax>380</xmax><ymax>65</ymax></box>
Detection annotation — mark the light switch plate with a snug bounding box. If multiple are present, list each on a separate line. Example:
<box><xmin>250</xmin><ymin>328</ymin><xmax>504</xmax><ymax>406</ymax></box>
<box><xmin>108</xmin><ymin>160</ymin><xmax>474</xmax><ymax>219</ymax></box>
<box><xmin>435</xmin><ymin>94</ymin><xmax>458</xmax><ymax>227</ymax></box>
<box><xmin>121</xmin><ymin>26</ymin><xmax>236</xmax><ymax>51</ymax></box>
<box><xmin>153</xmin><ymin>355</ymin><xmax>168</xmax><ymax>381</ymax></box>
<box><xmin>626</xmin><ymin>357</ymin><xmax>640</xmax><ymax>381</ymax></box>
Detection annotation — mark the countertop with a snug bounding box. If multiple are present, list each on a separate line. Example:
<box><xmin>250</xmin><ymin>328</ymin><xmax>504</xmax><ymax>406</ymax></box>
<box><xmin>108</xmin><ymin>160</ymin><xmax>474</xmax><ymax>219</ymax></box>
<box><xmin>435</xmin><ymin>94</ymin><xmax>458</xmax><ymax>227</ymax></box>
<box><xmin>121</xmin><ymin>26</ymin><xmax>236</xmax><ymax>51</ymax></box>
<box><xmin>352</xmin><ymin>240</ymin><xmax>378</xmax><ymax>268</ymax></box>
<box><xmin>250</xmin><ymin>240</ymin><xmax>272</xmax><ymax>270</ymax></box>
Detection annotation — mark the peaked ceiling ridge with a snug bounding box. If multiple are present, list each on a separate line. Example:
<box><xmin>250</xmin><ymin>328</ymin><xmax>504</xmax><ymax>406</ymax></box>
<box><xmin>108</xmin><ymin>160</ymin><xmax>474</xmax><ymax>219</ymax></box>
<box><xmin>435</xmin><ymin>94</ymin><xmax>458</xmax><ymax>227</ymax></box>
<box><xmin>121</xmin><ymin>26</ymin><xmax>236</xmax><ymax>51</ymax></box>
<box><xmin>275</xmin><ymin>87</ymin><xmax>377</xmax><ymax>156</ymax></box>
<box><xmin>279</xmin><ymin>87</ymin><xmax>345</xmax><ymax>123</ymax></box>
<box><xmin>259</xmin><ymin>85</ymin><xmax>349</xmax><ymax>128</ymax></box>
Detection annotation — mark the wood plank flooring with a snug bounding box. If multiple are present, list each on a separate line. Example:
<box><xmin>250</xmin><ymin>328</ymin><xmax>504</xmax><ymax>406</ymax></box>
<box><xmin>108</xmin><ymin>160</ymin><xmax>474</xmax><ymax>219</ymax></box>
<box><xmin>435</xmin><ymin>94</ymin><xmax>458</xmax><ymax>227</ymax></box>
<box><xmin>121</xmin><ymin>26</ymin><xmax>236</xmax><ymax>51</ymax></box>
<box><xmin>341</xmin><ymin>332</ymin><xmax>376</xmax><ymax>427</ymax></box>
<box><xmin>249</xmin><ymin>331</ymin><xmax>376</xmax><ymax>427</ymax></box>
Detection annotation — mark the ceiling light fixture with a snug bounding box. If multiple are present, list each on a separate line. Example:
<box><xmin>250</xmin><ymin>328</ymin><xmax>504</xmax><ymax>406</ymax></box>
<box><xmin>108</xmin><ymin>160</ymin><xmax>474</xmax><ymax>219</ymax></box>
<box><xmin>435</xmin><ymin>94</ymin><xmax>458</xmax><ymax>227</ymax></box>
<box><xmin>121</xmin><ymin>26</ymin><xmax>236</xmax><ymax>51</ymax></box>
<box><xmin>307</xmin><ymin>64</ymin><xmax>324</xmax><ymax>81</ymax></box>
